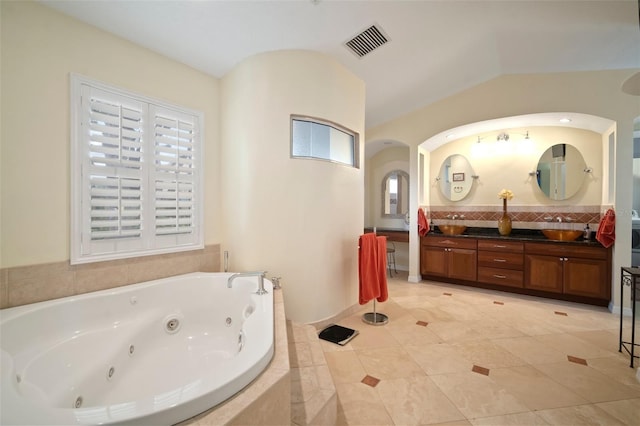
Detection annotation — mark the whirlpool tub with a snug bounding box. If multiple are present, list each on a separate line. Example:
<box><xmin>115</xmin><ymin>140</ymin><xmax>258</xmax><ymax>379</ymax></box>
<box><xmin>1</xmin><ymin>272</ymin><xmax>274</xmax><ymax>425</ymax></box>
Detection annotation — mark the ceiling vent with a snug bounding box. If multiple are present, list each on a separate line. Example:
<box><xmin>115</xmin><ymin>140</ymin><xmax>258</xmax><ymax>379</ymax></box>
<box><xmin>344</xmin><ymin>25</ymin><xmax>389</xmax><ymax>58</ymax></box>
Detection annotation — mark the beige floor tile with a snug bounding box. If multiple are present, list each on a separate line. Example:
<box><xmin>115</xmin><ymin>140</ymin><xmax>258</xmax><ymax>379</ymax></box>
<box><xmin>321</xmin><ymin>276</ymin><xmax>640</xmax><ymax>426</ymax></box>
<box><xmin>437</xmin><ymin>300</ymin><xmax>485</xmax><ymax>321</ymax></box>
<box><xmin>568</xmin><ymin>329</ymin><xmax>621</xmax><ymax>353</ymax></box>
<box><xmin>452</xmin><ymin>340</ymin><xmax>528</xmax><ymax>369</ymax></box>
<box><xmin>489</xmin><ymin>365</ymin><xmax>588</xmax><ymax>410</ymax></box>
<box><xmin>409</xmin><ymin>307</ymin><xmax>457</xmax><ymax>323</ymax></box>
<box><xmin>428</xmin><ymin>320</ymin><xmax>489</xmax><ymax>343</ymax></box>
<box><xmin>335</xmin><ymin>382</ymin><xmax>394</xmax><ymax>425</ymax></box>
<box><xmin>325</xmin><ymin>350</ymin><xmax>367</xmax><ymax>384</ymax></box>
<box><xmin>469</xmin><ymin>318</ymin><xmax>526</xmax><ymax>340</ymax></box>
<box><xmin>429</xmin><ymin>370</ymin><xmax>529</xmax><ymax>419</ymax></box>
<box><xmin>384</xmin><ymin>314</ymin><xmax>443</xmax><ymax>346</ymax></box>
<box><xmin>376</xmin><ymin>375</ymin><xmax>465</xmax><ymax>425</ymax></box>
<box><xmin>339</xmin><ymin>318</ymin><xmax>400</xmax><ymax>350</ymax></box>
<box><xmin>425</xmin><ymin>421</ymin><xmax>473</xmax><ymax>426</ymax></box>
<box><xmin>536</xmin><ymin>403</ymin><xmax>627</xmax><ymax>425</ymax></box>
<box><xmin>595</xmin><ymin>398</ymin><xmax>640</xmax><ymax>425</ymax></box>
<box><xmin>406</xmin><ymin>342</ymin><xmax>474</xmax><ymax>375</ymax></box>
<box><xmin>534</xmin><ymin>333</ymin><xmax>618</xmax><ymax>360</ymax></box>
<box><xmin>493</xmin><ymin>336</ymin><xmax>569</xmax><ymax>365</ymax></box>
<box><xmin>534</xmin><ymin>361</ymin><xmax>640</xmax><ymax>403</ymax></box>
<box><xmin>470</xmin><ymin>411</ymin><xmax>550</xmax><ymax>425</ymax></box>
<box><xmin>587</xmin><ymin>356</ymin><xmax>640</xmax><ymax>387</ymax></box>
<box><xmin>357</xmin><ymin>345</ymin><xmax>424</xmax><ymax>380</ymax></box>
<box><xmin>391</xmin><ymin>294</ymin><xmax>437</xmax><ymax>310</ymax></box>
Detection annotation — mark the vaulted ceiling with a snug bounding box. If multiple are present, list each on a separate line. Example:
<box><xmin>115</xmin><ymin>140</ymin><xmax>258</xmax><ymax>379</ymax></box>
<box><xmin>42</xmin><ymin>0</ymin><xmax>640</xmax><ymax>129</ymax></box>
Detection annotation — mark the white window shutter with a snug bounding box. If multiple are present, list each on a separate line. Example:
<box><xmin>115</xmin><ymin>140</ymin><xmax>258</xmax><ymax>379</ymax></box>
<box><xmin>71</xmin><ymin>74</ymin><xmax>203</xmax><ymax>264</ymax></box>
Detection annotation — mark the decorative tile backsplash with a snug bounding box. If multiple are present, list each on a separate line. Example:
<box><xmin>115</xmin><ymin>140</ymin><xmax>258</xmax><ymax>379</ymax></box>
<box><xmin>0</xmin><ymin>244</ymin><xmax>220</xmax><ymax>309</ymax></box>
<box><xmin>426</xmin><ymin>205</ymin><xmax>605</xmax><ymax>229</ymax></box>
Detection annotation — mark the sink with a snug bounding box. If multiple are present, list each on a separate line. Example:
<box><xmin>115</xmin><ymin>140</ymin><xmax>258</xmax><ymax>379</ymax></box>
<box><xmin>438</xmin><ymin>225</ymin><xmax>467</xmax><ymax>235</ymax></box>
<box><xmin>542</xmin><ymin>229</ymin><xmax>583</xmax><ymax>241</ymax></box>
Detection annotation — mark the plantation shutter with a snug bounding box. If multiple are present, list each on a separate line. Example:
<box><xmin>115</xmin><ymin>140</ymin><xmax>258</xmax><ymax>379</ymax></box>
<box><xmin>80</xmin><ymin>85</ymin><xmax>147</xmax><ymax>255</ymax></box>
<box><xmin>151</xmin><ymin>107</ymin><xmax>198</xmax><ymax>244</ymax></box>
<box><xmin>72</xmin><ymin>75</ymin><xmax>203</xmax><ymax>264</ymax></box>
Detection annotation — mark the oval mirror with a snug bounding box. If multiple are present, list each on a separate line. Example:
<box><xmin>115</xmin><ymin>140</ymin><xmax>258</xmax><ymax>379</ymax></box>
<box><xmin>536</xmin><ymin>143</ymin><xmax>586</xmax><ymax>200</ymax></box>
<box><xmin>438</xmin><ymin>154</ymin><xmax>474</xmax><ymax>201</ymax></box>
<box><xmin>382</xmin><ymin>170</ymin><xmax>409</xmax><ymax>217</ymax></box>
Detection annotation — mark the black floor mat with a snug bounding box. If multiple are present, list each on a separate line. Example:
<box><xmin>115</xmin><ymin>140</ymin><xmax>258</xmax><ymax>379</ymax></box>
<box><xmin>318</xmin><ymin>324</ymin><xmax>359</xmax><ymax>346</ymax></box>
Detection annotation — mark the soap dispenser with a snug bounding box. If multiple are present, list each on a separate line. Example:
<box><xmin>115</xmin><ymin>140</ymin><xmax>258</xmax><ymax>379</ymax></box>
<box><xmin>583</xmin><ymin>224</ymin><xmax>590</xmax><ymax>240</ymax></box>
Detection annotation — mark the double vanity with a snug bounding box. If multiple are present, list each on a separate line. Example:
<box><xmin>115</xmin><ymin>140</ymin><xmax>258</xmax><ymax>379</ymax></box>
<box><xmin>421</xmin><ymin>227</ymin><xmax>611</xmax><ymax>307</ymax></box>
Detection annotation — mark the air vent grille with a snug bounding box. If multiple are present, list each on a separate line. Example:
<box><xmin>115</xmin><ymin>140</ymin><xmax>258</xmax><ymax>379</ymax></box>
<box><xmin>345</xmin><ymin>25</ymin><xmax>389</xmax><ymax>58</ymax></box>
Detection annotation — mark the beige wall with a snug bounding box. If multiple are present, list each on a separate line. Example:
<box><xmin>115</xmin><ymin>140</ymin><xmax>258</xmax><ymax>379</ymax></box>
<box><xmin>367</xmin><ymin>69</ymin><xmax>640</xmax><ymax>313</ymax></box>
<box><xmin>221</xmin><ymin>50</ymin><xmax>365</xmax><ymax>323</ymax></box>
<box><xmin>0</xmin><ymin>1</ymin><xmax>221</xmax><ymax>268</ymax></box>
<box><xmin>429</xmin><ymin>127</ymin><xmax>603</xmax><ymax>207</ymax></box>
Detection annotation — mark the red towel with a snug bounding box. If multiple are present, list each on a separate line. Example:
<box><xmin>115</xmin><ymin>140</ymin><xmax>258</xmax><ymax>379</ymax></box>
<box><xmin>596</xmin><ymin>208</ymin><xmax>615</xmax><ymax>248</ymax></box>
<box><xmin>358</xmin><ymin>233</ymin><xmax>389</xmax><ymax>304</ymax></box>
<box><xmin>418</xmin><ymin>208</ymin><xmax>429</xmax><ymax>236</ymax></box>
<box><xmin>376</xmin><ymin>236</ymin><xmax>388</xmax><ymax>303</ymax></box>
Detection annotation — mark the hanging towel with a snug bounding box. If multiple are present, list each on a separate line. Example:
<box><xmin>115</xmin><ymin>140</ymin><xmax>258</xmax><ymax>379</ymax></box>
<box><xmin>418</xmin><ymin>208</ymin><xmax>430</xmax><ymax>236</ymax></box>
<box><xmin>359</xmin><ymin>233</ymin><xmax>381</xmax><ymax>304</ymax></box>
<box><xmin>596</xmin><ymin>208</ymin><xmax>616</xmax><ymax>248</ymax></box>
<box><xmin>358</xmin><ymin>233</ymin><xmax>389</xmax><ymax>305</ymax></box>
<box><xmin>376</xmin><ymin>236</ymin><xmax>389</xmax><ymax>303</ymax></box>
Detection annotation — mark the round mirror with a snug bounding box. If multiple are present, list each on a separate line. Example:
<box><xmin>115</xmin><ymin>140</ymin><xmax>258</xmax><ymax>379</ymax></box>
<box><xmin>382</xmin><ymin>170</ymin><xmax>409</xmax><ymax>217</ymax></box>
<box><xmin>438</xmin><ymin>154</ymin><xmax>474</xmax><ymax>201</ymax></box>
<box><xmin>536</xmin><ymin>143</ymin><xmax>586</xmax><ymax>200</ymax></box>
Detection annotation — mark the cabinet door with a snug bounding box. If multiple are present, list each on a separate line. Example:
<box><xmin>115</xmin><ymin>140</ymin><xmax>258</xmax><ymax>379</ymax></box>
<box><xmin>564</xmin><ymin>258</ymin><xmax>608</xmax><ymax>299</ymax></box>
<box><xmin>525</xmin><ymin>254</ymin><xmax>563</xmax><ymax>293</ymax></box>
<box><xmin>422</xmin><ymin>246</ymin><xmax>447</xmax><ymax>276</ymax></box>
<box><xmin>448</xmin><ymin>248</ymin><xmax>477</xmax><ymax>281</ymax></box>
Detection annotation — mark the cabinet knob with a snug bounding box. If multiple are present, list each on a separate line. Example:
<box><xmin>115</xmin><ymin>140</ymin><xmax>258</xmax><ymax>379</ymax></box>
<box><xmin>493</xmin><ymin>274</ymin><xmax>507</xmax><ymax>279</ymax></box>
<box><xmin>493</xmin><ymin>258</ymin><xmax>507</xmax><ymax>262</ymax></box>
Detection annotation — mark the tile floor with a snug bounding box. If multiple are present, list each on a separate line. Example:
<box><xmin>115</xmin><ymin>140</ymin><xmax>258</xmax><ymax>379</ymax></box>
<box><xmin>320</xmin><ymin>272</ymin><xmax>640</xmax><ymax>425</ymax></box>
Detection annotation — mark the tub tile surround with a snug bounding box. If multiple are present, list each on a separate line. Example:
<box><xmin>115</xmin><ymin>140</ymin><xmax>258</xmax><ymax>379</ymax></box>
<box><xmin>288</xmin><ymin>321</ymin><xmax>338</xmax><ymax>425</ymax></box>
<box><xmin>0</xmin><ymin>244</ymin><xmax>220</xmax><ymax>309</ymax></box>
<box><xmin>428</xmin><ymin>205</ymin><xmax>605</xmax><ymax>230</ymax></box>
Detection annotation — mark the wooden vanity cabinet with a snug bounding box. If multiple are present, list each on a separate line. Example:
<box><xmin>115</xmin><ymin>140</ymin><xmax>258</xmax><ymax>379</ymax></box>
<box><xmin>421</xmin><ymin>236</ymin><xmax>477</xmax><ymax>281</ymax></box>
<box><xmin>524</xmin><ymin>242</ymin><xmax>610</xmax><ymax>300</ymax></box>
<box><xmin>477</xmin><ymin>240</ymin><xmax>524</xmax><ymax>288</ymax></box>
<box><xmin>420</xmin><ymin>234</ymin><xmax>611</xmax><ymax>306</ymax></box>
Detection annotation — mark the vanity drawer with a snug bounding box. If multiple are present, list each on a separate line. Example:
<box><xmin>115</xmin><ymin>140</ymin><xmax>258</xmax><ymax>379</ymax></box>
<box><xmin>422</xmin><ymin>236</ymin><xmax>477</xmax><ymax>250</ymax></box>
<box><xmin>478</xmin><ymin>251</ymin><xmax>523</xmax><ymax>270</ymax></box>
<box><xmin>478</xmin><ymin>240</ymin><xmax>523</xmax><ymax>253</ymax></box>
<box><xmin>525</xmin><ymin>242</ymin><xmax>607</xmax><ymax>260</ymax></box>
<box><xmin>478</xmin><ymin>267</ymin><xmax>523</xmax><ymax>288</ymax></box>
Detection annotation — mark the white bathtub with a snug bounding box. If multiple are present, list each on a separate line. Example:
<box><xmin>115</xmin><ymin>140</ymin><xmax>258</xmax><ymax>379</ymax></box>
<box><xmin>0</xmin><ymin>272</ymin><xmax>274</xmax><ymax>425</ymax></box>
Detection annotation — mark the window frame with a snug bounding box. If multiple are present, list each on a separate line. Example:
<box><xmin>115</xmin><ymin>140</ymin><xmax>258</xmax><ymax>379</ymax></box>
<box><xmin>290</xmin><ymin>115</ymin><xmax>359</xmax><ymax>168</ymax></box>
<box><xmin>70</xmin><ymin>74</ymin><xmax>204</xmax><ymax>265</ymax></box>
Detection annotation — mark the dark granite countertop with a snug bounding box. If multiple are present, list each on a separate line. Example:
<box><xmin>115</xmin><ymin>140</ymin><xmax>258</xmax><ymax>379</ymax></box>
<box><xmin>427</xmin><ymin>226</ymin><xmax>604</xmax><ymax>246</ymax></box>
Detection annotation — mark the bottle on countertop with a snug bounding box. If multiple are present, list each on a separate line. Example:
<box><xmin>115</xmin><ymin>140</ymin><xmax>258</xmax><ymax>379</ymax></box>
<box><xmin>583</xmin><ymin>224</ymin><xmax>590</xmax><ymax>240</ymax></box>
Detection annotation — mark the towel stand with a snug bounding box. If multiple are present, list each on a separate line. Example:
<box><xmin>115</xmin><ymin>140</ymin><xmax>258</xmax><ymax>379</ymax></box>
<box><xmin>362</xmin><ymin>228</ymin><xmax>389</xmax><ymax>326</ymax></box>
<box><xmin>362</xmin><ymin>299</ymin><xmax>388</xmax><ymax>326</ymax></box>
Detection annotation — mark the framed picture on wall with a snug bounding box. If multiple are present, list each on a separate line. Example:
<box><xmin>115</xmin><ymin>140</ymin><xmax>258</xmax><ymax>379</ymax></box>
<box><xmin>452</xmin><ymin>172</ymin><xmax>465</xmax><ymax>182</ymax></box>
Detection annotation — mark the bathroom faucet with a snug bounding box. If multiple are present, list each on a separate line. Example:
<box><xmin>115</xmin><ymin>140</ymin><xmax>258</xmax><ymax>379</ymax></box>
<box><xmin>556</xmin><ymin>216</ymin><xmax>562</xmax><ymax>223</ymax></box>
<box><xmin>227</xmin><ymin>271</ymin><xmax>268</xmax><ymax>295</ymax></box>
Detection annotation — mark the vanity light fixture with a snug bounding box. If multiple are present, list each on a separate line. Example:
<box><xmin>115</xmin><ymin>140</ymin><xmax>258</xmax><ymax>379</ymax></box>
<box><xmin>496</xmin><ymin>132</ymin><xmax>509</xmax><ymax>141</ymax></box>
